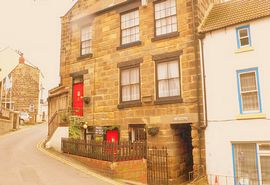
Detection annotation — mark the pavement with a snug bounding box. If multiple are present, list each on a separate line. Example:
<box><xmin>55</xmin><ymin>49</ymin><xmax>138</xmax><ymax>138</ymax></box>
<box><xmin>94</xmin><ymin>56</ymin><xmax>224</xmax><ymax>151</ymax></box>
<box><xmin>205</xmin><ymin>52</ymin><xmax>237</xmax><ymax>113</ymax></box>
<box><xmin>0</xmin><ymin>123</ymin><xmax>124</xmax><ymax>185</ymax></box>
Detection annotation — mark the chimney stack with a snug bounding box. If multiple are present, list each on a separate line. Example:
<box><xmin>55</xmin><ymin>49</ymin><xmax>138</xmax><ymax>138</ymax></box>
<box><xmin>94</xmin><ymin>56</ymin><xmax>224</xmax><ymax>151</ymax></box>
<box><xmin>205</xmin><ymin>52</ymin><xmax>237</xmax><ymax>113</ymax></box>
<box><xmin>19</xmin><ymin>53</ymin><xmax>25</xmax><ymax>64</ymax></box>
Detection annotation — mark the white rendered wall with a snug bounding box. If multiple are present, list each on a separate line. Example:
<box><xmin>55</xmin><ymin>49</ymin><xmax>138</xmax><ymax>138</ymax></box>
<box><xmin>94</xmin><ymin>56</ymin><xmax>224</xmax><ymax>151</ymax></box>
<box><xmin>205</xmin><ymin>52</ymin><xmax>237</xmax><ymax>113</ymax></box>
<box><xmin>46</xmin><ymin>127</ymin><xmax>69</xmax><ymax>152</ymax></box>
<box><xmin>203</xmin><ymin>17</ymin><xmax>270</xmax><ymax>178</ymax></box>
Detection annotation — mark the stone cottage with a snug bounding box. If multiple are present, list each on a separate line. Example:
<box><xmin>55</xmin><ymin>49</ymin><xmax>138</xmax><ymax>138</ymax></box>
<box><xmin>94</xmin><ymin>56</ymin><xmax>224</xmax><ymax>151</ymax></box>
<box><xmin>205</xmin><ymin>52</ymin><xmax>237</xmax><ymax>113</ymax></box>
<box><xmin>48</xmin><ymin>0</ymin><xmax>219</xmax><ymax>183</ymax></box>
<box><xmin>0</xmin><ymin>48</ymin><xmax>44</xmax><ymax>123</ymax></box>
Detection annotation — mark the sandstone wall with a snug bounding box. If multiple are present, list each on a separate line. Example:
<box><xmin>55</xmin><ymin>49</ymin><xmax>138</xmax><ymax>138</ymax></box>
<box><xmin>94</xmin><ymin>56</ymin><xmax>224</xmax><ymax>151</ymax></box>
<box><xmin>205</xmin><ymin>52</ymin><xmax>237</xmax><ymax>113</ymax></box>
<box><xmin>58</xmin><ymin>0</ymin><xmax>214</xmax><ymax>183</ymax></box>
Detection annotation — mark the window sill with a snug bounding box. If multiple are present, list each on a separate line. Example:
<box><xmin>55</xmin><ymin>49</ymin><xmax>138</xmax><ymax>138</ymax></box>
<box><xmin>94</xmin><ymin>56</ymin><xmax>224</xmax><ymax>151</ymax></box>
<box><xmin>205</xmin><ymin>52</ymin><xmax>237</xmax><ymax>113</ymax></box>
<box><xmin>116</xmin><ymin>41</ymin><xmax>142</xmax><ymax>50</ymax></box>
<box><xmin>77</xmin><ymin>53</ymin><xmax>93</xmax><ymax>60</ymax></box>
<box><xmin>151</xmin><ymin>32</ymin><xmax>179</xmax><ymax>42</ymax></box>
<box><xmin>154</xmin><ymin>97</ymin><xmax>183</xmax><ymax>105</ymax></box>
<box><xmin>118</xmin><ymin>101</ymin><xmax>142</xmax><ymax>109</ymax></box>
<box><xmin>236</xmin><ymin>113</ymin><xmax>266</xmax><ymax>120</ymax></box>
<box><xmin>235</xmin><ymin>46</ymin><xmax>254</xmax><ymax>53</ymax></box>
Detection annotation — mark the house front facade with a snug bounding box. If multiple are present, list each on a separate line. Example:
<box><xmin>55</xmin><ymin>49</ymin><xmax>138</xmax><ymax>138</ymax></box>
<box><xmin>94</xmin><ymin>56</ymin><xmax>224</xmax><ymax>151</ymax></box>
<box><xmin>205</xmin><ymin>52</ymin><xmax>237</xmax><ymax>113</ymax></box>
<box><xmin>199</xmin><ymin>0</ymin><xmax>270</xmax><ymax>184</ymax></box>
<box><xmin>0</xmin><ymin>49</ymin><xmax>44</xmax><ymax>123</ymax></box>
<box><xmin>50</xmin><ymin>0</ymin><xmax>220</xmax><ymax>183</ymax></box>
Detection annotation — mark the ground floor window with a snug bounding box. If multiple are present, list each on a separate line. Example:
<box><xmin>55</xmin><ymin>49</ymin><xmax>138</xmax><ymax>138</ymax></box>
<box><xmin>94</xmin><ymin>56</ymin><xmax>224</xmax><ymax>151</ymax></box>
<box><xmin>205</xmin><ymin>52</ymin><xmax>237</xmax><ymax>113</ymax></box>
<box><xmin>128</xmin><ymin>124</ymin><xmax>146</xmax><ymax>142</ymax></box>
<box><xmin>233</xmin><ymin>143</ymin><xmax>270</xmax><ymax>185</ymax></box>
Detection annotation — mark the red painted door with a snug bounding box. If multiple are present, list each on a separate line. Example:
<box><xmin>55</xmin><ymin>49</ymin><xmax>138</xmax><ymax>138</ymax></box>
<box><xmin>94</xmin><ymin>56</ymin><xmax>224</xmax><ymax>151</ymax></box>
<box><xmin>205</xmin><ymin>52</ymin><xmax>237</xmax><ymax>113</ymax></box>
<box><xmin>73</xmin><ymin>83</ymin><xmax>84</xmax><ymax>116</ymax></box>
<box><xmin>106</xmin><ymin>130</ymin><xmax>119</xmax><ymax>143</ymax></box>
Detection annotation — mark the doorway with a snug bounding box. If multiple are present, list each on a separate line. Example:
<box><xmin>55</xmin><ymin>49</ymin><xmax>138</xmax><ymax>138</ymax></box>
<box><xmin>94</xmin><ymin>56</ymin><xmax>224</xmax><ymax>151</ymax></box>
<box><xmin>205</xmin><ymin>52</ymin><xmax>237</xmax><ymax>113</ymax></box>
<box><xmin>173</xmin><ymin>124</ymin><xmax>194</xmax><ymax>181</ymax></box>
<box><xmin>106</xmin><ymin>130</ymin><xmax>119</xmax><ymax>143</ymax></box>
<box><xmin>73</xmin><ymin>80</ymin><xmax>84</xmax><ymax>116</ymax></box>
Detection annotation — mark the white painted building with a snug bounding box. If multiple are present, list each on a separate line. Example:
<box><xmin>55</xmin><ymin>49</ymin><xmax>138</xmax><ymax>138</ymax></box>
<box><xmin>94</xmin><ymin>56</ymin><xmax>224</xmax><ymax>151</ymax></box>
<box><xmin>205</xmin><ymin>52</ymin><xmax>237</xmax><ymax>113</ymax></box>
<box><xmin>199</xmin><ymin>0</ymin><xmax>270</xmax><ymax>184</ymax></box>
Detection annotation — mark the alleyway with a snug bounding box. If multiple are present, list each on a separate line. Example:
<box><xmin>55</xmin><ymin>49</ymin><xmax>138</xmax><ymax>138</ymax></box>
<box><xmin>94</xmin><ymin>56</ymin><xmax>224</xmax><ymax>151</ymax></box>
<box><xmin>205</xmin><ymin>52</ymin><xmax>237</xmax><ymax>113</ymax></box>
<box><xmin>0</xmin><ymin>124</ymin><xmax>115</xmax><ymax>185</ymax></box>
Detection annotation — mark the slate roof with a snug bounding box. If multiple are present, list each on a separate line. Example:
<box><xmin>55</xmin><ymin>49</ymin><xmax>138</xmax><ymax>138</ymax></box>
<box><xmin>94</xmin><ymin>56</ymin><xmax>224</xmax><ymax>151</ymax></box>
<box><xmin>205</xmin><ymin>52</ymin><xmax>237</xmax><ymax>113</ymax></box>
<box><xmin>199</xmin><ymin>0</ymin><xmax>270</xmax><ymax>33</ymax></box>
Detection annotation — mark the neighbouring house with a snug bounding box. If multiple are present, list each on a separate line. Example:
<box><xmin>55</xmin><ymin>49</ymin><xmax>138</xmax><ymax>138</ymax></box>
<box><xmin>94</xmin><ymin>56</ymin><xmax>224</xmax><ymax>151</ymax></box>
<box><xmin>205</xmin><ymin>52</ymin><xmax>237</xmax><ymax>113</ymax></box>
<box><xmin>199</xmin><ymin>0</ymin><xmax>270</xmax><ymax>184</ymax></box>
<box><xmin>48</xmin><ymin>0</ymin><xmax>220</xmax><ymax>184</ymax></box>
<box><xmin>0</xmin><ymin>47</ymin><xmax>45</xmax><ymax>123</ymax></box>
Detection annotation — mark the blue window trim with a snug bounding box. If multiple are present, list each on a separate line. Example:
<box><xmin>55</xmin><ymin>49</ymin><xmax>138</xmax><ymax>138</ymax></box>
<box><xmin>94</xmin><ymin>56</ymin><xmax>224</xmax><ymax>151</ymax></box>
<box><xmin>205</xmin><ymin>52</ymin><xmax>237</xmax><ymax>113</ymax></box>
<box><xmin>236</xmin><ymin>67</ymin><xmax>262</xmax><ymax>114</ymax></box>
<box><xmin>232</xmin><ymin>144</ymin><xmax>261</xmax><ymax>185</ymax></box>
<box><xmin>255</xmin><ymin>144</ymin><xmax>261</xmax><ymax>185</ymax></box>
<box><xmin>236</xmin><ymin>25</ymin><xmax>252</xmax><ymax>49</ymax></box>
<box><xmin>232</xmin><ymin>144</ymin><xmax>237</xmax><ymax>185</ymax></box>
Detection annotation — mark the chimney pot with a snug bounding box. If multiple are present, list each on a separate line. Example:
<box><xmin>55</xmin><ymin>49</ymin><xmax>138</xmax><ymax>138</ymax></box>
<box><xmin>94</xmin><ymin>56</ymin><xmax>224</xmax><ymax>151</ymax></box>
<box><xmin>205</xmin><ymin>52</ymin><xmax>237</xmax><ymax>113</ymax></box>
<box><xmin>19</xmin><ymin>53</ymin><xmax>25</xmax><ymax>64</ymax></box>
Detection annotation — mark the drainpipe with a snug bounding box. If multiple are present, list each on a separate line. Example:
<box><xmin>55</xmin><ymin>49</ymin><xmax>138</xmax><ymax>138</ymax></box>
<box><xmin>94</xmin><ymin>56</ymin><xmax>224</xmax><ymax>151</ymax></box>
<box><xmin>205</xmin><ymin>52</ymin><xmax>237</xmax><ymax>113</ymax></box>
<box><xmin>191</xmin><ymin>0</ymin><xmax>203</xmax><ymax>176</ymax></box>
<box><xmin>199</xmin><ymin>35</ymin><xmax>208</xmax><ymax>129</ymax></box>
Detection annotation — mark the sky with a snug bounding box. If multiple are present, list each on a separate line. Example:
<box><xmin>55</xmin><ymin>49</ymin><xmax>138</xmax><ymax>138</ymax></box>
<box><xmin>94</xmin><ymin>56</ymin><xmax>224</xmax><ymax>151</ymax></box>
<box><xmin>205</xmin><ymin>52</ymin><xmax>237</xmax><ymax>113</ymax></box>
<box><xmin>0</xmin><ymin>0</ymin><xmax>76</xmax><ymax>98</ymax></box>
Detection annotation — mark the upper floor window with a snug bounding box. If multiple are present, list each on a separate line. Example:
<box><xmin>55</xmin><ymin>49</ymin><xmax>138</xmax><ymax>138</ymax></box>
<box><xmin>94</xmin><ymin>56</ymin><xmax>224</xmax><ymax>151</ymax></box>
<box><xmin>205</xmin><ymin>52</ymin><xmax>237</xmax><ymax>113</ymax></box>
<box><xmin>80</xmin><ymin>25</ymin><xmax>92</xmax><ymax>56</ymax></box>
<box><xmin>236</xmin><ymin>25</ymin><xmax>251</xmax><ymax>48</ymax></box>
<box><xmin>154</xmin><ymin>0</ymin><xmax>177</xmax><ymax>36</ymax></box>
<box><xmin>157</xmin><ymin>60</ymin><xmax>180</xmax><ymax>98</ymax></box>
<box><xmin>237</xmin><ymin>68</ymin><xmax>261</xmax><ymax>114</ymax></box>
<box><xmin>121</xmin><ymin>67</ymin><xmax>140</xmax><ymax>102</ymax></box>
<box><xmin>121</xmin><ymin>9</ymin><xmax>140</xmax><ymax>45</ymax></box>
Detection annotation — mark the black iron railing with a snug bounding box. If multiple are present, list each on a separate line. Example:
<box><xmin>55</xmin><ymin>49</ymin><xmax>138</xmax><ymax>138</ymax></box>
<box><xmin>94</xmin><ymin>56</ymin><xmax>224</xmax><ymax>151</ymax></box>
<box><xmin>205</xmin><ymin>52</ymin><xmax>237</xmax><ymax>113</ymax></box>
<box><xmin>61</xmin><ymin>138</ymin><xmax>146</xmax><ymax>162</ymax></box>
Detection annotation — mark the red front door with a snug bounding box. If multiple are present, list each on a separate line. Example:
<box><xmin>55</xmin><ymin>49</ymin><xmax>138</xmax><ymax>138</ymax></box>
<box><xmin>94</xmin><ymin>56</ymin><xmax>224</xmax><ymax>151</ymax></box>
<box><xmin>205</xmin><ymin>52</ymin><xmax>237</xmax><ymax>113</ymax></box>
<box><xmin>73</xmin><ymin>82</ymin><xmax>84</xmax><ymax>116</ymax></box>
<box><xmin>106</xmin><ymin>130</ymin><xmax>119</xmax><ymax>143</ymax></box>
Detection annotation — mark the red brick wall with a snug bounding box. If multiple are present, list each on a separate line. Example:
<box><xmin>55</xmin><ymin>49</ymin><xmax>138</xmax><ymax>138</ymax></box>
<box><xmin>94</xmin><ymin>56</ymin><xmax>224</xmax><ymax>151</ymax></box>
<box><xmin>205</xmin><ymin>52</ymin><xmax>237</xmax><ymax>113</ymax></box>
<box><xmin>66</xmin><ymin>154</ymin><xmax>147</xmax><ymax>184</ymax></box>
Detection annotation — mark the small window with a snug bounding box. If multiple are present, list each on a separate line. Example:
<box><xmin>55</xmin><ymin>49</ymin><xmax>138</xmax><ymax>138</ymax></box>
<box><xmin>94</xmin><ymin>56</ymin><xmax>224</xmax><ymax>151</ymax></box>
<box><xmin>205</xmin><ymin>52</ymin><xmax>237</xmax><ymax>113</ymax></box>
<box><xmin>154</xmin><ymin>0</ymin><xmax>177</xmax><ymax>36</ymax></box>
<box><xmin>80</xmin><ymin>25</ymin><xmax>92</xmax><ymax>56</ymax></box>
<box><xmin>120</xmin><ymin>67</ymin><xmax>140</xmax><ymax>102</ymax></box>
<box><xmin>128</xmin><ymin>124</ymin><xmax>146</xmax><ymax>142</ymax></box>
<box><xmin>121</xmin><ymin>9</ymin><xmax>140</xmax><ymax>45</ymax></box>
<box><xmin>156</xmin><ymin>60</ymin><xmax>180</xmax><ymax>98</ymax></box>
<box><xmin>236</xmin><ymin>25</ymin><xmax>251</xmax><ymax>48</ymax></box>
<box><xmin>237</xmin><ymin>68</ymin><xmax>261</xmax><ymax>114</ymax></box>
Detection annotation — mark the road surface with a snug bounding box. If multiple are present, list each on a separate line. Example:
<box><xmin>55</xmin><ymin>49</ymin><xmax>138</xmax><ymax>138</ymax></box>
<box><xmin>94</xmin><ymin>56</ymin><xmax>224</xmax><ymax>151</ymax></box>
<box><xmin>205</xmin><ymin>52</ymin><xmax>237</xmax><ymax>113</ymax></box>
<box><xmin>0</xmin><ymin>123</ymin><xmax>115</xmax><ymax>185</ymax></box>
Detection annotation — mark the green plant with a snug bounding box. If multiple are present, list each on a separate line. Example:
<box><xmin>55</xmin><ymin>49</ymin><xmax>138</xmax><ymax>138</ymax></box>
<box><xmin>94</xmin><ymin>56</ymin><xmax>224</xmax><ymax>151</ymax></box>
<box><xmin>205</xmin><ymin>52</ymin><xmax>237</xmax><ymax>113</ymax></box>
<box><xmin>148</xmin><ymin>127</ymin><xmax>159</xmax><ymax>136</ymax></box>
<box><xmin>68</xmin><ymin>116</ymin><xmax>85</xmax><ymax>139</ymax></box>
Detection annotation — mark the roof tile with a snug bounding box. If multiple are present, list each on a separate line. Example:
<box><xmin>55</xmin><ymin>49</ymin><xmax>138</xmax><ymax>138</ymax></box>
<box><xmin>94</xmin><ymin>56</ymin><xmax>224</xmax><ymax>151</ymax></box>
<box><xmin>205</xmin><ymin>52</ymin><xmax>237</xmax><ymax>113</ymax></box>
<box><xmin>199</xmin><ymin>0</ymin><xmax>270</xmax><ymax>33</ymax></box>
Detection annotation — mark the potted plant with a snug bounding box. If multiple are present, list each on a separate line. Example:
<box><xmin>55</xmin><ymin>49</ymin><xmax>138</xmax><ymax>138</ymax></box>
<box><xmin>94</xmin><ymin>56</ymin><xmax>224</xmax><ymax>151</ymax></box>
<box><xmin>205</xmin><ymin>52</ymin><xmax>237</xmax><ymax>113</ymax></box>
<box><xmin>148</xmin><ymin>127</ymin><xmax>159</xmax><ymax>136</ymax></box>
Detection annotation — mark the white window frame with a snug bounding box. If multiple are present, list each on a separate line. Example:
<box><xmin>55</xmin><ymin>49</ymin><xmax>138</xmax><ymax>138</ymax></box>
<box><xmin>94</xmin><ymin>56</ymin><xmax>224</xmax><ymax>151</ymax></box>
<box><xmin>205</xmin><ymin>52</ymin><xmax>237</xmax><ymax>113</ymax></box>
<box><xmin>154</xmin><ymin>0</ymin><xmax>178</xmax><ymax>36</ymax></box>
<box><xmin>156</xmin><ymin>60</ymin><xmax>180</xmax><ymax>99</ymax></box>
<box><xmin>257</xmin><ymin>144</ymin><xmax>270</xmax><ymax>185</ymax></box>
<box><xmin>236</xmin><ymin>25</ymin><xmax>251</xmax><ymax>48</ymax></box>
<box><xmin>120</xmin><ymin>67</ymin><xmax>140</xmax><ymax>102</ymax></box>
<box><xmin>80</xmin><ymin>25</ymin><xmax>92</xmax><ymax>56</ymax></box>
<box><xmin>120</xmin><ymin>9</ymin><xmax>140</xmax><ymax>45</ymax></box>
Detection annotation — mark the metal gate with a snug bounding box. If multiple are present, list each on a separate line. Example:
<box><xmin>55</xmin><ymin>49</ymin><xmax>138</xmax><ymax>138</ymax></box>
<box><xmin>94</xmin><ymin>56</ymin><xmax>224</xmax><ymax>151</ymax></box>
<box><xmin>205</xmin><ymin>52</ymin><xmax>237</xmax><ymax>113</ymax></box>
<box><xmin>147</xmin><ymin>146</ymin><xmax>169</xmax><ymax>185</ymax></box>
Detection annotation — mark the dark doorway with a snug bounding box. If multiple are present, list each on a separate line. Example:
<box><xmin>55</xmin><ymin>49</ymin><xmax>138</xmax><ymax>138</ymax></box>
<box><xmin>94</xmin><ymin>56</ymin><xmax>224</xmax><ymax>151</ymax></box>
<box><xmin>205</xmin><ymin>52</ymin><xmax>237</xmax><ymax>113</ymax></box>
<box><xmin>173</xmin><ymin>124</ymin><xmax>194</xmax><ymax>181</ymax></box>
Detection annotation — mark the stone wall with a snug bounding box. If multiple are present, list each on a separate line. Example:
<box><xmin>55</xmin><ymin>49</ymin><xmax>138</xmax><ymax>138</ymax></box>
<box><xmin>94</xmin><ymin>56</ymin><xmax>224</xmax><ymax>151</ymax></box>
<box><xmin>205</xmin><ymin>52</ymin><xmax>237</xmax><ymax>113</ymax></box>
<box><xmin>0</xmin><ymin>118</ymin><xmax>12</xmax><ymax>135</ymax></box>
<box><xmin>67</xmin><ymin>154</ymin><xmax>147</xmax><ymax>183</ymax></box>
<box><xmin>11</xmin><ymin>64</ymin><xmax>40</xmax><ymax>123</ymax></box>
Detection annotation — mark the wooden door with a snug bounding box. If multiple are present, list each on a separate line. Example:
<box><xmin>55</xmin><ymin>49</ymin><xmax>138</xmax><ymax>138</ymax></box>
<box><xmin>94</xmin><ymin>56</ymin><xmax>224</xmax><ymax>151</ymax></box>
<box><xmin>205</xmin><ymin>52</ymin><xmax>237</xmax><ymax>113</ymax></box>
<box><xmin>106</xmin><ymin>130</ymin><xmax>119</xmax><ymax>143</ymax></box>
<box><xmin>73</xmin><ymin>83</ymin><xmax>84</xmax><ymax>116</ymax></box>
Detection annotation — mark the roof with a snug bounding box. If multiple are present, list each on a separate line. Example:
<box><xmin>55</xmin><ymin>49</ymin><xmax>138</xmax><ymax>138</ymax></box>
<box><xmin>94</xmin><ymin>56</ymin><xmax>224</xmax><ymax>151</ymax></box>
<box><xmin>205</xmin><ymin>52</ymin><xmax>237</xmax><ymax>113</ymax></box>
<box><xmin>199</xmin><ymin>0</ymin><xmax>270</xmax><ymax>33</ymax></box>
<box><xmin>0</xmin><ymin>47</ymin><xmax>41</xmax><ymax>81</ymax></box>
<box><xmin>66</xmin><ymin>0</ymin><xmax>130</xmax><ymax>22</ymax></box>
